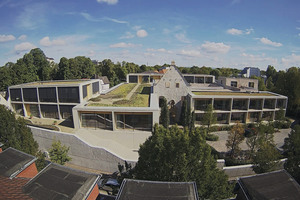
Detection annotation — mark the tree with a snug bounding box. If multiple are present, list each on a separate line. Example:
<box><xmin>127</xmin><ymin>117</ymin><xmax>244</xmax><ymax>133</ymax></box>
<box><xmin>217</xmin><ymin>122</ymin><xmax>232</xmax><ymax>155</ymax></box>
<box><xmin>283</xmin><ymin>125</ymin><xmax>300</xmax><ymax>183</ymax></box>
<box><xmin>159</xmin><ymin>97</ymin><xmax>169</xmax><ymax>128</ymax></box>
<box><xmin>35</xmin><ymin>150</ymin><xmax>47</xmax><ymax>171</ymax></box>
<box><xmin>49</xmin><ymin>139</ymin><xmax>71</xmax><ymax>165</ymax></box>
<box><xmin>202</xmin><ymin>104</ymin><xmax>217</xmax><ymax>131</ymax></box>
<box><xmin>180</xmin><ymin>99</ymin><xmax>191</xmax><ymax>127</ymax></box>
<box><xmin>0</xmin><ymin>105</ymin><xmax>38</xmax><ymax>155</ymax></box>
<box><xmin>253</xmin><ymin>141</ymin><xmax>280</xmax><ymax>173</ymax></box>
<box><xmin>135</xmin><ymin>124</ymin><xmax>233</xmax><ymax>199</ymax></box>
<box><xmin>226</xmin><ymin>122</ymin><xmax>245</xmax><ymax>158</ymax></box>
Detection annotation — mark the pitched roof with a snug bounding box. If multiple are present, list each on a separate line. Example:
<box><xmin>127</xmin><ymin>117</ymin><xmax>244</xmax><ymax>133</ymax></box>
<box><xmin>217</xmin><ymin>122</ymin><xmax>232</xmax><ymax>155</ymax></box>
<box><xmin>0</xmin><ymin>175</ymin><xmax>32</xmax><ymax>200</ymax></box>
<box><xmin>0</xmin><ymin>147</ymin><xmax>36</xmax><ymax>178</ymax></box>
<box><xmin>23</xmin><ymin>163</ymin><xmax>100</xmax><ymax>200</ymax></box>
<box><xmin>116</xmin><ymin>179</ymin><xmax>199</xmax><ymax>200</ymax></box>
<box><xmin>99</xmin><ymin>76</ymin><xmax>110</xmax><ymax>84</ymax></box>
<box><xmin>238</xmin><ymin>170</ymin><xmax>300</xmax><ymax>200</ymax></box>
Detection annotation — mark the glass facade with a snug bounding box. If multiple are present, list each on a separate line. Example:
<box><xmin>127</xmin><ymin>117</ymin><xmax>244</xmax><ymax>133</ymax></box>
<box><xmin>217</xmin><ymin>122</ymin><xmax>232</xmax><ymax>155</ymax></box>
<box><xmin>205</xmin><ymin>77</ymin><xmax>213</xmax><ymax>83</ymax></box>
<box><xmin>82</xmin><ymin>85</ymin><xmax>88</xmax><ymax>99</ymax></box>
<box><xmin>213</xmin><ymin>99</ymin><xmax>231</xmax><ymax>111</ymax></box>
<box><xmin>59</xmin><ymin>105</ymin><xmax>74</xmax><ymax>119</ymax></box>
<box><xmin>276</xmin><ymin>99</ymin><xmax>286</xmax><ymax>109</ymax></box>
<box><xmin>58</xmin><ymin>87</ymin><xmax>79</xmax><ymax>103</ymax></box>
<box><xmin>249</xmin><ymin>99</ymin><xmax>262</xmax><ymax>110</ymax></box>
<box><xmin>142</xmin><ymin>76</ymin><xmax>149</xmax><ymax>83</ymax></box>
<box><xmin>92</xmin><ymin>82</ymin><xmax>99</xmax><ymax>94</ymax></box>
<box><xmin>81</xmin><ymin>113</ymin><xmax>112</xmax><ymax>129</ymax></box>
<box><xmin>129</xmin><ymin>75</ymin><xmax>138</xmax><ymax>83</ymax></box>
<box><xmin>23</xmin><ymin>88</ymin><xmax>38</xmax><ymax>102</ymax></box>
<box><xmin>232</xmin><ymin>99</ymin><xmax>248</xmax><ymax>110</ymax></box>
<box><xmin>29</xmin><ymin>104</ymin><xmax>39</xmax><ymax>117</ymax></box>
<box><xmin>216</xmin><ymin>113</ymin><xmax>229</xmax><ymax>124</ymax></box>
<box><xmin>40</xmin><ymin>105</ymin><xmax>59</xmax><ymax>119</ymax></box>
<box><xmin>116</xmin><ymin>113</ymin><xmax>152</xmax><ymax>130</ymax></box>
<box><xmin>231</xmin><ymin>112</ymin><xmax>246</xmax><ymax>123</ymax></box>
<box><xmin>10</xmin><ymin>88</ymin><xmax>22</xmax><ymax>101</ymax></box>
<box><xmin>12</xmin><ymin>103</ymin><xmax>24</xmax><ymax>116</ymax></box>
<box><xmin>194</xmin><ymin>99</ymin><xmax>212</xmax><ymax>111</ymax></box>
<box><xmin>195</xmin><ymin>113</ymin><xmax>204</xmax><ymax>125</ymax></box>
<box><xmin>248</xmin><ymin>112</ymin><xmax>260</xmax><ymax>122</ymax></box>
<box><xmin>264</xmin><ymin>99</ymin><xmax>276</xmax><ymax>109</ymax></box>
<box><xmin>262</xmin><ymin>111</ymin><xmax>273</xmax><ymax>121</ymax></box>
<box><xmin>39</xmin><ymin>88</ymin><xmax>57</xmax><ymax>102</ymax></box>
<box><xmin>195</xmin><ymin>77</ymin><xmax>204</xmax><ymax>83</ymax></box>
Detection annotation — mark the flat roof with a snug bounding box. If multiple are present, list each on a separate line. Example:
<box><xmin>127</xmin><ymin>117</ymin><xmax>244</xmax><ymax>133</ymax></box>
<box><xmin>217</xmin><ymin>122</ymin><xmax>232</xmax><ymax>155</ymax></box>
<box><xmin>0</xmin><ymin>147</ymin><xmax>36</xmax><ymax>178</ymax></box>
<box><xmin>88</xmin><ymin>83</ymin><xmax>151</xmax><ymax>107</ymax></box>
<box><xmin>23</xmin><ymin>163</ymin><xmax>100</xmax><ymax>200</ymax></box>
<box><xmin>116</xmin><ymin>179</ymin><xmax>198</xmax><ymax>200</ymax></box>
<box><xmin>9</xmin><ymin>79</ymin><xmax>98</xmax><ymax>88</ymax></box>
<box><xmin>239</xmin><ymin>170</ymin><xmax>300</xmax><ymax>199</ymax></box>
<box><xmin>192</xmin><ymin>91</ymin><xmax>277</xmax><ymax>97</ymax></box>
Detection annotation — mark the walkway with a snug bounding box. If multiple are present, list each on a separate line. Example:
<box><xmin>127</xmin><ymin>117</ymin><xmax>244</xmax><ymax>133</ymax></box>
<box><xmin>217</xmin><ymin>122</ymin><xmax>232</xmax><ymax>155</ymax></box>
<box><xmin>74</xmin><ymin>128</ymin><xmax>151</xmax><ymax>161</ymax></box>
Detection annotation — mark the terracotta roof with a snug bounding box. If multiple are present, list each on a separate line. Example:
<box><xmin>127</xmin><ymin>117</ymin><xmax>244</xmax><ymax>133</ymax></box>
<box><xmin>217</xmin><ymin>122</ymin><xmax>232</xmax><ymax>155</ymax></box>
<box><xmin>0</xmin><ymin>175</ymin><xmax>32</xmax><ymax>200</ymax></box>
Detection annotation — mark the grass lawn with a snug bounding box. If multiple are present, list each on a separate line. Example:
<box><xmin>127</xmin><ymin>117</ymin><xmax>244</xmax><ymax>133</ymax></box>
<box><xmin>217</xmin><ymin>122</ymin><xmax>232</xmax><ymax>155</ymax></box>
<box><xmin>89</xmin><ymin>84</ymin><xmax>151</xmax><ymax>107</ymax></box>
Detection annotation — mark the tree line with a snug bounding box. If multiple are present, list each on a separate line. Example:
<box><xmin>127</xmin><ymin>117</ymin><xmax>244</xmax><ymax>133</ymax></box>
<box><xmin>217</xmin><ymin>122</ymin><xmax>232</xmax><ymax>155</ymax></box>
<box><xmin>1</xmin><ymin>48</ymin><xmax>299</xmax><ymax>118</ymax></box>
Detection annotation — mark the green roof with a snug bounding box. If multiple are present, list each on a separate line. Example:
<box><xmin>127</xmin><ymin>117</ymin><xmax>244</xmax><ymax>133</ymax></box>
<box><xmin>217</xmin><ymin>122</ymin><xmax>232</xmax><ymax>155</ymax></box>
<box><xmin>88</xmin><ymin>83</ymin><xmax>151</xmax><ymax>107</ymax></box>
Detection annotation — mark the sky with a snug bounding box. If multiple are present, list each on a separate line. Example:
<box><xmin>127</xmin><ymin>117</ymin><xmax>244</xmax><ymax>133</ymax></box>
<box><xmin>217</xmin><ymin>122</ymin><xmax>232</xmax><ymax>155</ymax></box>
<box><xmin>0</xmin><ymin>0</ymin><xmax>300</xmax><ymax>71</ymax></box>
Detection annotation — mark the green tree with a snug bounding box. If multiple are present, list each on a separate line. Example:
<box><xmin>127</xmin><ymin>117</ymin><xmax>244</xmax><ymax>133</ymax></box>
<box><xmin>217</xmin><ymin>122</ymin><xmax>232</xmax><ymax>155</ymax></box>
<box><xmin>159</xmin><ymin>97</ymin><xmax>169</xmax><ymax>128</ymax></box>
<box><xmin>253</xmin><ymin>141</ymin><xmax>280</xmax><ymax>173</ymax></box>
<box><xmin>180</xmin><ymin>99</ymin><xmax>191</xmax><ymax>127</ymax></box>
<box><xmin>283</xmin><ymin>125</ymin><xmax>300</xmax><ymax>183</ymax></box>
<box><xmin>202</xmin><ymin>104</ymin><xmax>217</xmax><ymax>131</ymax></box>
<box><xmin>0</xmin><ymin>105</ymin><xmax>38</xmax><ymax>155</ymax></box>
<box><xmin>49</xmin><ymin>139</ymin><xmax>71</xmax><ymax>165</ymax></box>
<box><xmin>135</xmin><ymin>124</ymin><xmax>232</xmax><ymax>199</ymax></box>
<box><xmin>226</xmin><ymin>122</ymin><xmax>245</xmax><ymax>158</ymax></box>
<box><xmin>35</xmin><ymin>150</ymin><xmax>47</xmax><ymax>171</ymax></box>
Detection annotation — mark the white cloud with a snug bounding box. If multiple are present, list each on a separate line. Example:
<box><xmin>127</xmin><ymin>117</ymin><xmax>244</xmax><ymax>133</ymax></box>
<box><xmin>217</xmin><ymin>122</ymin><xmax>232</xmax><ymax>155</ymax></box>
<box><xmin>97</xmin><ymin>0</ymin><xmax>118</xmax><ymax>5</ymax></box>
<box><xmin>147</xmin><ymin>48</ymin><xmax>172</xmax><ymax>54</ymax></box>
<box><xmin>227</xmin><ymin>28</ymin><xmax>243</xmax><ymax>35</ymax></box>
<box><xmin>201</xmin><ymin>41</ymin><xmax>230</xmax><ymax>54</ymax></box>
<box><xmin>109</xmin><ymin>42</ymin><xmax>138</xmax><ymax>48</ymax></box>
<box><xmin>18</xmin><ymin>35</ymin><xmax>27</xmax><ymax>40</ymax></box>
<box><xmin>178</xmin><ymin>49</ymin><xmax>201</xmax><ymax>57</ymax></box>
<box><xmin>0</xmin><ymin>34</ymin><xmax>15</xmax><ymax>42</ymax></box>
<box><xmin>241</xmin><ymin>52</ymin><xmax>277</xmax><ymax>64</ymax></box>
<box><xmin>14</xmin><ymin>42</ymin><xmax>36</xmax><ymax>52</ymax></box>
<box><xmin>40</xmin><ymin>36</ymin><xmax>66</xmax><ymax>47</ymax></box>
<box><xmin>227</xmin><ymin>28</ymin><xmax>254</xmax><ymax>35</ymax></box>
<box><xmin>79</xmin><ymin>12</ymin><xmax>128</xmax><ymax>24</ymax></box>
<box><xmin>260</xmin><ymin>37</ymin><xmax>282</xmax><ymax>47</ymax></box>
<box><xmin>281</xmin><ymin>54</ymin><xmax>300</xmax><ymax>67</ymax></box>
<box><xmin>120</xmin><ymin>32</ymin><xmax>134</xmax><ymax>39</ymax></box>
<box><xmin>136</xmin><ymin>29</ymin><xmax>148</xmax><ymax>38</ymax></box>
<box><xmin>175</xmin><ymin>33</ymin><xmax>190</xmax><ymax>43</ymax></box>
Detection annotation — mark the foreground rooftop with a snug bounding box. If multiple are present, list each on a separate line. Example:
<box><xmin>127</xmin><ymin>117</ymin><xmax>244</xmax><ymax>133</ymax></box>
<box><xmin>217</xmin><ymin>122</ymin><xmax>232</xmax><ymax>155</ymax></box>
<box><xmin>193</xmin><ymin>91</ymin><xmax>278</xmax><ymax>96</ymax></box>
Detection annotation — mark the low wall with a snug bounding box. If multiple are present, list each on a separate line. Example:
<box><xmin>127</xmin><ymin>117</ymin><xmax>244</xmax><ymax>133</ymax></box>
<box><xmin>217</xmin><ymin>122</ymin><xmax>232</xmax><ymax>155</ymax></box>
<box><xmin>29</xmin><ymin>126</ymin><xmax>134</xmax><ymax>173</ymax></box>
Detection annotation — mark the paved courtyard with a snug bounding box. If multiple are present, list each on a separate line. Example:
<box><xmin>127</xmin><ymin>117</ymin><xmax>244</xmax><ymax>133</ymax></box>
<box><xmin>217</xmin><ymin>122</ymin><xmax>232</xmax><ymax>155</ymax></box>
<box><xmin>207</xmin><ymin>128</ymin><xmax>291</xmax><ymax>153</ymax></box>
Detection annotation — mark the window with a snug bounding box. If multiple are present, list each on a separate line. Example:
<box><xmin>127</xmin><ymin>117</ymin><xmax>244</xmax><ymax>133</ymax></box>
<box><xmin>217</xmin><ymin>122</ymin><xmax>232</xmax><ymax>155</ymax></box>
<box><xmin>23</xmin><ymin>88</ymin><xmax>38</xmax><ymax>102</ymax></box>
<box><xmin>249</xmin><ymin>82</ymin><xmax>254</xmax><ymax>88</ymax></box>
<box><xmin>165</xmin><ymin>82</ymin><xmax>170</xmax><ymax>88</ymax></box>
<box><xmin>231</xmin><ymin>81</ymin><xmax>237</xmax><ymax>87</ymax></box>
<box><xmin>58</xmin><ymin>87</ymin><xmax>79</xmax><ymax>103</ymax></box>
<box><xmin>176</xmin><ymin>83</ymin><xmax>180</xmax><ymax>88</ymax></box>
<box><xmin>38</xmin><ymin>87</ymin><xmax>57</xmax><ymax>102</ymax></box>
<box><xmin>10</xmin><ymin>88</ymin><xmax>22</xmax><ymax>101</ymax></box>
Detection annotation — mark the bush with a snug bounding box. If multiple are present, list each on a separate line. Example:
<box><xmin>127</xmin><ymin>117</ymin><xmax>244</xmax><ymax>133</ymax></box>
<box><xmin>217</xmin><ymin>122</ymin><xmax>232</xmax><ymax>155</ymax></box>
<box><xmin>273</xmin><ymin>120</ymin><xmax>291</xmax><ymax>129</ymax></box>
<box><xmin>206</xmin><ymin>133</ymin><xmax>219</xmax><ymax>141</ymax></box>
<box><xmin>225</xmin><ymin>157</ymin><xmax>252</xmax><ymax>166</ymax></box>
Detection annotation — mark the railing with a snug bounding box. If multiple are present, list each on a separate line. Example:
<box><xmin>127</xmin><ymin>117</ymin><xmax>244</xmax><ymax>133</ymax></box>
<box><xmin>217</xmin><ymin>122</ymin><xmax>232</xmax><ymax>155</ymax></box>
<box><xmin>96</xmin><ymin>114</ymin><xmax>113</xmax><ymax>128</ymax></box>
<box><xmin>116</xmin><ymin>120</ymin><xmax>134</xmax><ymax>130</ymax></box>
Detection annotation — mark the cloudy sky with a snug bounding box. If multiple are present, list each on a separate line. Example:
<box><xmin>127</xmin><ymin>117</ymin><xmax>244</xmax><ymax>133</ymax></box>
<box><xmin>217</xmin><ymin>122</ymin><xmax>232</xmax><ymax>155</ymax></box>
<box><xmin>0</xmin><ymin>0</ymin><xmax>299</xmax><ymax>70</ymax></box>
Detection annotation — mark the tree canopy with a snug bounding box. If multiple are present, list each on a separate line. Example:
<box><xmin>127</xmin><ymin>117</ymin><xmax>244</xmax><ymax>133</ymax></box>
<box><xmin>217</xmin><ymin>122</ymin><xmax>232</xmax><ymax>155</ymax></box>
<box><xmin>0</xmin><ymin>105</ymin><xmax>38</xmax><ymax>155</ymax></box>
<box><xmin>135</xmin><ymin>124</ymin><xmax>232</xmax><ymax>199</ymax></box>
<box><xmin>49</xmin><ymin>139</ymin><xmax>71</xmax><ymax>165</ymax></box>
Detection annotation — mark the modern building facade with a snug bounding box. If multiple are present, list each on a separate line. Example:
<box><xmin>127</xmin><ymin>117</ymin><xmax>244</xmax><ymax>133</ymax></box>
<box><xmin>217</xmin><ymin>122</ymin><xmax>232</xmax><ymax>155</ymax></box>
<box><xmin>240</xmin><ymin>67</ymin><xmax>261</xmax><ymax>78</ymax></box>
<box><xmin>8</xmin><ymin>62</ymin><xmax>288</xmax><ymax>131</ymax></box>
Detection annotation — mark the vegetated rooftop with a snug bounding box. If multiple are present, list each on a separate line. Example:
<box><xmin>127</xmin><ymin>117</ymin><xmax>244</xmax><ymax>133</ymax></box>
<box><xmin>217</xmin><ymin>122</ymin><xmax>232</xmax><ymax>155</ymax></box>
<box><xmin>88</xmin><ymin>83</ymin><xmax>151</xmax><ymax>107</ymax></box>
<box><xmin>192</xmin><ymin>91</ymin><xmax>277</xmax><ymax>96</ymax></box>
<box><xmin>14</xmin><ymin>79</ymin><xmax>89</xmax><ymax>87</ymax></box>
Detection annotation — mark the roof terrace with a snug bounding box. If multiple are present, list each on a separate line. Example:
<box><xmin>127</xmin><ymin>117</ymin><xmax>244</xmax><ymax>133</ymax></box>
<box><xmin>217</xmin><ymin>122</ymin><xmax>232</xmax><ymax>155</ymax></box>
<box><xmin>88</xmin><ymin>83</ymin><xmax>151</xmax><ymax>107</ymax></box>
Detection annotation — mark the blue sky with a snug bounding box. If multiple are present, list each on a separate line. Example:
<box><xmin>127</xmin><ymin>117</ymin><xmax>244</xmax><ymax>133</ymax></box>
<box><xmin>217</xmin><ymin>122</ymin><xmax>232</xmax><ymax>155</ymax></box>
<box><xmin>0</xmin><ymin>0</ymin><xmax>299</xmax><ymax>70</ymax></box>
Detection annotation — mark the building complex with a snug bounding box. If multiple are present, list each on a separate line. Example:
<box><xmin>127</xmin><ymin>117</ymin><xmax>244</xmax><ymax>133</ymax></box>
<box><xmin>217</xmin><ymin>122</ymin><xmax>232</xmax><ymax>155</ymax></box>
<box><xmin>8</xmin><ymin>62</ymin><xmax>287</xmax><ymax>131</ymax></box>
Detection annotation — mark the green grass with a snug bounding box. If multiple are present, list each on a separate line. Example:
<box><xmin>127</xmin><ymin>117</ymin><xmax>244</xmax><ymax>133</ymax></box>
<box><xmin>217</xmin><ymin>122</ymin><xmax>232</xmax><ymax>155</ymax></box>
<box><xmin>88</xmin><ymin>84</ymin><xmax>151</xmax><ymax>107</ymax></box>
<box><xmin>90</xmin><ymin>83</ymin><xmax>137</xmax><ymax>101</ymax></box>
<box><xmin>193</xmin><ymin>91</ymin><xmax>276</xmax><ymax>96</ymax></box>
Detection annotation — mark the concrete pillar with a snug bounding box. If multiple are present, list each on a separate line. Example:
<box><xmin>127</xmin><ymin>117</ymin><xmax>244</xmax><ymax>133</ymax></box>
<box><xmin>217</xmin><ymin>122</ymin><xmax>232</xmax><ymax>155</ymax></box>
<box><xmin>112</xmin><ymin>111</ymin><xmax>116</xmax><ymax>131</ymax></box>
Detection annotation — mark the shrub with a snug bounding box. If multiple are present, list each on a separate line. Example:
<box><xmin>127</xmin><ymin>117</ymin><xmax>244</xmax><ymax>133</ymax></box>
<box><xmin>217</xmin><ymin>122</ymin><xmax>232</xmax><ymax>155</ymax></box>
<box><xmin>206</xmin><ymin>133</ymin><xmax>219</xmax><ymax>141</ymax></box>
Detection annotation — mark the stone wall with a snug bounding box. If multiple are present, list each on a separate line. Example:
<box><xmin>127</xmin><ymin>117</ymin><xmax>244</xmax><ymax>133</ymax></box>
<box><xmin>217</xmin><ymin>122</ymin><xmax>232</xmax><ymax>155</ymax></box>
<box><xmin>30</xmin><ymin>126</ymin><xmax>134</xmax><ymax>173</ymax></box>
